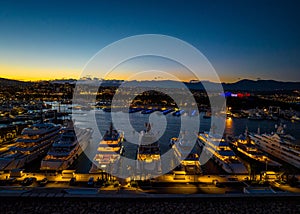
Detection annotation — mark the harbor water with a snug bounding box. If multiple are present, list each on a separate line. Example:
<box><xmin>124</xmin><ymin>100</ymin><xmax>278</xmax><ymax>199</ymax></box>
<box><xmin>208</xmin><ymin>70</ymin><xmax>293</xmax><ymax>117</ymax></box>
<box><xmin>71</xmin><ymin>109</ymin><xmax>300</xmax><ymax>174</ymax></box>
<box><xmin>1</xmin><ymin>105</ymin><xmax>299</xmax><ymax>174</ymax></box>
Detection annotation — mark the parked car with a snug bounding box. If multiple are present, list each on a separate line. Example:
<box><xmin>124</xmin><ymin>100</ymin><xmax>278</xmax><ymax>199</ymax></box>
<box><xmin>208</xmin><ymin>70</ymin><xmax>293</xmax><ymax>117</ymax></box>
<box><xmin>95</xmin><ymin>178</ymin><xmax>103</xmax><ymax>187</ymax></box>
<box><xmin>21</xmin><ymin>177</ymin><xmax>36</xmax><ymax>186</ymax></box>
<box><xmin>39</xmin><ymin>178</ymin><xmax>48</xmax><ymax>186</ymax></box>
<box><xmin>7</xmin><ymin>177</ymin><xmax>17</xmax><ymax>184</ymax></box>
<box><xmin>69</xmin><ymin>177</ymin><xmax>77</xmax><ymax>186</ymax></box>
<box><xmin>0</xmin><ymin>180</ymin><xmax>7</xmax><ymax>185</ymax></box>
<box><xmin>87</xmin><ymin>177</ymin><xmax>94</xmax><ymax>187</ymax></box>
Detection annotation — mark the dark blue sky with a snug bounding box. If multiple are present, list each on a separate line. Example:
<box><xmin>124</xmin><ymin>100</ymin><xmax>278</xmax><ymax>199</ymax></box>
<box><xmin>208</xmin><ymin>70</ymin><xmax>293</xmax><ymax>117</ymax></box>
<box><xmin>0</xmin><ymin>0</ymin><xmax>300</xmax><ymax>82</ymax></box>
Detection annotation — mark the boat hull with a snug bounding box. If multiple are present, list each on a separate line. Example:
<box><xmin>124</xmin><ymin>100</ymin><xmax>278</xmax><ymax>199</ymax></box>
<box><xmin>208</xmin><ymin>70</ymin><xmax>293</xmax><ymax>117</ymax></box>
<box><xmin>230</xmin><ymin>144</ymin><xmax>281</xmax><ymax>171</ymax></box>
<box><xmin>250</xmin><ymin>134</ymin><xmax>300</xmax><ymax>169</ymax></box>
<box><xmin>40</xmin><ymin>129</ymin><xmax>92</xmax><ymax>171</ymax></box>
<box><xmin>198</xmin><ymin>138</ymin><xmax>248</xmax><ymax>174</ymax></box>
<box><xmin>0</xmin><ymin>137</ymin><xmax>58</xmax><ymax>170</ymax></box>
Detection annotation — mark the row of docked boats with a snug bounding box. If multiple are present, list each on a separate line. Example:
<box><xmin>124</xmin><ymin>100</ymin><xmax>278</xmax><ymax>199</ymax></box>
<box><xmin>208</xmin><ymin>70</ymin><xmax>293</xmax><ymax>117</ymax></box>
<box><xmin>89</xmin><ymin>123</ymin><xmax>162</xmax><ymax>176</ymax></box>
<box><xmin>248</xmin><ymin>125</ymin><xmax>300</xmax><ymax>169</ymax></box>
<box><xmin>0</xmin><ymin>120</ymin><xmax>299</xmax><ymax>175</ymax></box>
<box><xmin>172</xmin><ymin>124</ymin><xmax>300</xmax><ymax>175</ymax></box>
<box><xmin>229</xmin><ymin>132</ymin><xmax>282</xmax><ymax>169</ymax></box>
<box><xmin>102</xmin><ymin>107</ymin><xmax>200</xmax><ymax>117</ymax></box>
<box><xmin>0</xmin><ymin>122</ymin><xmax>93</xmax><ymax>171</ymax></box>
<box><xmin>91</xmin><ymin>124</ymin><xmax>249</xmax><ymax>176</ymax></box>
<box><xmin>228</xmin><ymin>125</ymin><xmax>300</xmax><ymax>171</ymax></box>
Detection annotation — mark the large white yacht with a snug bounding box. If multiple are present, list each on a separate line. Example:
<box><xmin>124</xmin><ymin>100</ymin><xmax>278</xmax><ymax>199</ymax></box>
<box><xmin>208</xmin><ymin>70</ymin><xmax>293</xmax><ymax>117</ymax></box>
<box><xmin>230</xmin><ymin>129</ymin><xmax>282</xmax><ymax>169</ymax></box>
<box><xmin>170</xmin><ymin>137</ymin><xmax>200</xmax><ymax>167</ymax></box>
<box><xmin>0</xmin><ymin>123</ymin><xmax>61</xmax><ymax>170</ymax></box>
<box><xmin>249</xmin><ymin>124</ymin><xmax>300</xmax><ymax>169</ymax></box>
<box><xmin>40</xmin><ymin>126</ymin><xmax>93</xmax><ymax>171</ymax></box>
<box><xmin>198</xmin><ymin>132</ymin><xmax>248</xmax><ymax>174</ymax></box>
<box><xmin>136</xmin><ymin>123</ymin><xmax>162</xmax><ymax>175</ymax></box>
<box><xmin>89</xmin><ymin>124</ymin><xmax>124</xmax><ymax>174</ymax></box>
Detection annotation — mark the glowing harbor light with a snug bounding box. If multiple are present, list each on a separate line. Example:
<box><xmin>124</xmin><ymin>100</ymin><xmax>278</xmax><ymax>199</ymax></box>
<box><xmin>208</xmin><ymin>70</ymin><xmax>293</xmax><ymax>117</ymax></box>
<box><xmin>221</xmin><ymin>92</ymin><xmax>250</xmax><ymax>98</ymax></box>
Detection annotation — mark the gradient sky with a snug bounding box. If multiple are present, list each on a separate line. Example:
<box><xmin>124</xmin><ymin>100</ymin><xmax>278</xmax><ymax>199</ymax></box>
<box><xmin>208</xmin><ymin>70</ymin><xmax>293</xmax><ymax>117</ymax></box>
<box><xmin>0</xmin><ymin>0</ymin><xmax>300</xmax><ymax>82</ymax></box>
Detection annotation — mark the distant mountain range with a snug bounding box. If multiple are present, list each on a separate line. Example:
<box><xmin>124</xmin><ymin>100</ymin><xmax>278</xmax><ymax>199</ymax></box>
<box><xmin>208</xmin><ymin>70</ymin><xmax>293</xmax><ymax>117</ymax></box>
<box><xmin>187</xmin><ymin>79</ymin><xmax>300</xmax><ymax>91</ymax></box>
<box><xmin>0</xmin><ymin>77</ymin><xmax>299</xmax><ymax>92</ymax></box>
<box><xmin>223</xmin><ymin>79</ymin><xmax>300</xmax><ymax>91</ymax></box>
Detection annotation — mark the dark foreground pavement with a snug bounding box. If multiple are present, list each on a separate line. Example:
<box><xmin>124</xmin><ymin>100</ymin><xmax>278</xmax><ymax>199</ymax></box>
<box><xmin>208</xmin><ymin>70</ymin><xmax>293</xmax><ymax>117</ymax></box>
<box><xmin>0</xmin><ymin>194</ymin><xmax>300</xmax><ymax>214</ymax></box>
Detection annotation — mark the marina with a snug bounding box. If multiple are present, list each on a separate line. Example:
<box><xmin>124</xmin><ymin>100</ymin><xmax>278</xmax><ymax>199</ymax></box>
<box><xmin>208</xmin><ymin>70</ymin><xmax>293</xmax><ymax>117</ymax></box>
<box><xmin>1</xmin><ymin>107</ymin><xmax>300</xmax><ymax>175</ymax></box>
<box><xmin>0</xmin><ymin>106</ymin><xmax>299</xmax><ymax>195</ymax></box>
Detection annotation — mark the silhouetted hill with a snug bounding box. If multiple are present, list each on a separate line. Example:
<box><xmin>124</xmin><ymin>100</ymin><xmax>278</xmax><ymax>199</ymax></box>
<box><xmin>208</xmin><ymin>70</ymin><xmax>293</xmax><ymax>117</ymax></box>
<box><xmin>186</xmin><ymin>79</ymin><xmax>300</xmax><ymax>91</ymax></box>
<box><xmin>187</xmin><ymin>79</ymin><xmax>300</xmax><ymax>91</ymax></box>
<box><xmin>222</xmin><ymin>79</ymin><xmax>300</xmax><ymax>91</ymax></box>
<box><xmin>0</xmin><ymin>78</ymin><xmax>33</xmax><ymax>87</ymax></box>
<box><xmin>0</xmin><ymin>77</ymin><xmax>299</xmax><ymax>92</ymax></box>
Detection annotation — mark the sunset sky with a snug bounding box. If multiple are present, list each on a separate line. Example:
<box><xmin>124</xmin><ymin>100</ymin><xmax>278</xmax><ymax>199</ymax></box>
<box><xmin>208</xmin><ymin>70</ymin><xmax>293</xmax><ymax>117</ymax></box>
<box><xmin>0</xmin><ymin>0</ymin><xmax>300</xmax><ymax>82</ymax></box>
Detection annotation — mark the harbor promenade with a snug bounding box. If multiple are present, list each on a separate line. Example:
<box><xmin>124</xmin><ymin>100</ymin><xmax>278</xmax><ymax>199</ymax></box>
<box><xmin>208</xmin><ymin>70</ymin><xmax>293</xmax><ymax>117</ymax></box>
<box><xmin>1</xmin><ymin>170</ymin><xmax>300</xmax><ymax>195</ymax></box>
<box><xmin>0</xmin><ymin>171</ymin><xmax>251</xmax><ymax>183</ymax></box>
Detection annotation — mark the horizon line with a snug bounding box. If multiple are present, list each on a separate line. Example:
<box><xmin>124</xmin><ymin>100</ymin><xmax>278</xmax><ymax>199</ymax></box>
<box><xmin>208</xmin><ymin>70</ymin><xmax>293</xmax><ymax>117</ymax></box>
<box><xmin>1</xmin><ymin>77</ymin><xmax>300</xmax><ymax>84</ymax></box>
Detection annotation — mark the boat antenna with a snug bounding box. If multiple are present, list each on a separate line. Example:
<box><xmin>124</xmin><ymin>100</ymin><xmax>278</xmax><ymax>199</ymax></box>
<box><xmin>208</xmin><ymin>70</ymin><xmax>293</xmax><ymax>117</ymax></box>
<box><xmin>244</xmin><ymin>126</ymin><xmax>248</xmax><ymax>136</ymax></box>
<box><xmin>245</xmin><ymin>126</ymin><xmax>251</xmax><ymax>143</ymax></box>
<box><xmin>146</xmin><ymin>122</ymin><xmax>151</xmax><ymax>132</ymax></box>
<box><xmin>109</xmin><ymin>122</ymin><xmax>113</xmax><ymax>135</ymax></box>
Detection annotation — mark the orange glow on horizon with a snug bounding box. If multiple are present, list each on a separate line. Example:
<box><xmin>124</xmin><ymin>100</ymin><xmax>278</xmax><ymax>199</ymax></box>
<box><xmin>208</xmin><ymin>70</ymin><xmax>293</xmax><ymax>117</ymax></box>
<box><xmin>1</xmin><ymin>64</ymin><xmax>237</xmax><ymax>83</ymax></box>
<box><xmin>0</xmin><ymin>64</ymin><xmax>80</xmax><ymax>81</ymax></box>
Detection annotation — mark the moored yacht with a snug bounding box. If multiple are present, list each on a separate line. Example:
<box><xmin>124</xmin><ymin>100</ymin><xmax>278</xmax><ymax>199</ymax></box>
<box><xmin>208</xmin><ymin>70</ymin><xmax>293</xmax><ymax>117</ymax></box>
<box><xmin>89</xmin><ymin>123</ymin><xmax>124</xmax><ymax>173</ymax></box>
<box><xmin>249</xmin><ymin>124</ymin><xmax>300</xmax><ymax>169</ymax></box>
<box><xmin>40</xmin><ymin>125</ymin><xmax>93</xmax><ymax>171</ymax></box>
<box><xmin>136</xmin><ymin>123</ymin><xmax>162</xmax><ymax>174</ymax></box>
<box><xmin>0</xmin><ymin>123</ymin><xmax>61</xmax><ymax>170</ymax></box>
<box><xmin>170</xmin><ymin>137</ymin><xmax>200</xmax><ymax>167</ymax></box>
<box><xmin>230</xmin><ymin>129</ymin><xmax>282</xmax><ymax>169</ymax></box>
<box><xmin>198</xmin><ymin>132</ymin><xmax>248</xmax><ymax>174</ymax></box>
